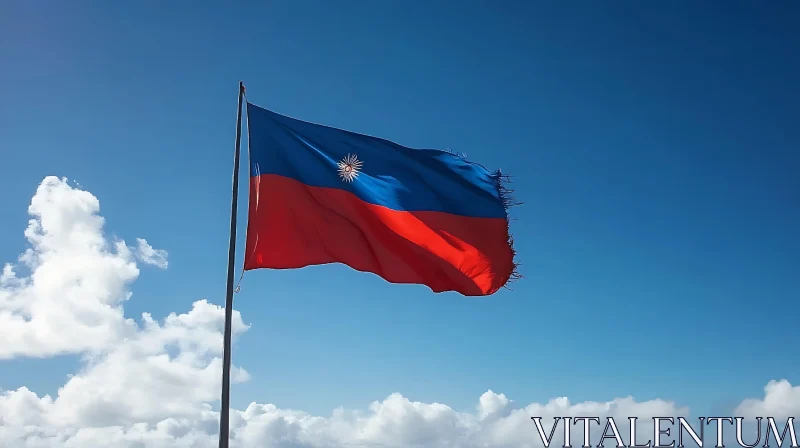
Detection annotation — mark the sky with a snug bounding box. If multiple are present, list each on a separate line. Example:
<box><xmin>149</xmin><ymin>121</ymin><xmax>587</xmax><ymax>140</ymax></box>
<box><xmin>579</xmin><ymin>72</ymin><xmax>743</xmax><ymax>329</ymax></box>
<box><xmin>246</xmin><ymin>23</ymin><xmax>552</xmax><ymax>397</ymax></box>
<box><xmin>0</xmin><ymin>1</ymin><xmax>799</xmax><ymax>446</ymax></box>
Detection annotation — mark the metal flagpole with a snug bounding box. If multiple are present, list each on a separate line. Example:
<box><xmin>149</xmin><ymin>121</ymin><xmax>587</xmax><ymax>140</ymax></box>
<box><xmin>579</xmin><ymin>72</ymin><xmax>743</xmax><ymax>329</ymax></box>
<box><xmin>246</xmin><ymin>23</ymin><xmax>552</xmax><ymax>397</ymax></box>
<box><xmin>218</xmin><ymin>81</ymin><xmax>245</xmax><ymax>448</ymax></box>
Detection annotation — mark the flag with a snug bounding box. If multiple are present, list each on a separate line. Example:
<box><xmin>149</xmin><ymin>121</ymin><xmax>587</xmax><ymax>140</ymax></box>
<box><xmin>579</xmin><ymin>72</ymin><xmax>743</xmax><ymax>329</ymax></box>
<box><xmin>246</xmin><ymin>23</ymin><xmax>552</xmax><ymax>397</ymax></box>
<box><xmin>243</xmin><ymin>102</ymin><xmax>519</xmax><ymax>296</ymax></box>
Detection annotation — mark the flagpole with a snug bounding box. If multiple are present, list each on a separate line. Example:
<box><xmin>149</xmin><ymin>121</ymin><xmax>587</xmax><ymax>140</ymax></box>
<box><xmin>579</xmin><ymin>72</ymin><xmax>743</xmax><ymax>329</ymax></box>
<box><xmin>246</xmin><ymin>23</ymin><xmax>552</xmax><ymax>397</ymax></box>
<box><xmin>218</xmin><ymin>81</ymin><xmax>245</xmax><ymax>448</ymax></box>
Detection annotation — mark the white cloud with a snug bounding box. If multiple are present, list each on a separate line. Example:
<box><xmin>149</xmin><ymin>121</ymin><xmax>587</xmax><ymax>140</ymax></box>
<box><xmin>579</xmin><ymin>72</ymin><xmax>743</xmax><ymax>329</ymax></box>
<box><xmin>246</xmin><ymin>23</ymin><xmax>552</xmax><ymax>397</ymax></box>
<box><xmin>0</xmin><ymin>176</ymin><xmax>797</xmax><ymax>447</ymax></box>
<box><xmin>136</xmin><ymin>238</ymin><xmax>168</xmax><ymax>269</ymax></box>
<box><xmin>735</xmin><ymin>379</ymin><xmax>800</xmax><ymax>419</ymax></box>
<box><xmin>0</xmin><ymin>176</ymin><xmax>141</xmax><ymax>359</ymax></box>
<box><xmin>1</xmin><ymin>387</ymin><xmax>689</xmax><ymax>448</ymax></box>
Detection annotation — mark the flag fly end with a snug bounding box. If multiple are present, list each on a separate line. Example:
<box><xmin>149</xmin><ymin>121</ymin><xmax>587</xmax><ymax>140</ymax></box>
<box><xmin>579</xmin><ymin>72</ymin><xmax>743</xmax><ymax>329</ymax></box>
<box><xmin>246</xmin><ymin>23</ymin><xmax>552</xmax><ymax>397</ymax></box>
<box><xmin>491</xmin><ymin>168</ymin><xmax>523</xmax><ymax>290</ymax></box>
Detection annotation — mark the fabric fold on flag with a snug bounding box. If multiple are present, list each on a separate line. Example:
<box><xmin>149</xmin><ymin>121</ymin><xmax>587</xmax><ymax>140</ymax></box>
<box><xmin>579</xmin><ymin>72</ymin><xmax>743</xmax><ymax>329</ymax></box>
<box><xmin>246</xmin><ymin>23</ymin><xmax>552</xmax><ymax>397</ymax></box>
<box><xmin>243</xmin><ymin>102</ymin><xmax>520</xmax><ymax>296</ymax></box>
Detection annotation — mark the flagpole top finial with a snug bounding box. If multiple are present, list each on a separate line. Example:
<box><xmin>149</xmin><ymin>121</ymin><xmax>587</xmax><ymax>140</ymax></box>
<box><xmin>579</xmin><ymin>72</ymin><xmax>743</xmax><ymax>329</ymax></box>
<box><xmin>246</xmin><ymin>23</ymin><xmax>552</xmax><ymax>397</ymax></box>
<box><xmin>239</xmin><ymin>82</ymin><xmax>245</xmax><ymax>95</ymax></box>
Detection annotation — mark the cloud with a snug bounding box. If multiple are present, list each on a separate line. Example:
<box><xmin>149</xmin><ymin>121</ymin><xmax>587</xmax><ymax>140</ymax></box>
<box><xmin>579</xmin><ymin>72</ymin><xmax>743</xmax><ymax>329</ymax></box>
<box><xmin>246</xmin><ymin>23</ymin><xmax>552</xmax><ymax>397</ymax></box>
<box><xmin>0</xmin><ymin>176</ymin><xmax>797</xmax><ymax>447</ymax></box>
<box><xmin>136</xmin><ymin>238</ymin><xmax>169</xmax><ymax>269</ymax></box>
<box><xmin>0</xmin><ymin>387</ymin><xmax>689</xmax><ymax>447</ymax></box>
<box><xmin>0</xmin><ymin>298</ymin><xmax>249</xmax><ymax>428</ymax></box>
<box><xmin>735</xmin><ymin>380</ymin><xmax>800</xmax><ymax>419</ymax></box>
<box><xmin>0</xmin><ymin>176</ymin><xmax>142</xmax><ymax>359</ymax></box>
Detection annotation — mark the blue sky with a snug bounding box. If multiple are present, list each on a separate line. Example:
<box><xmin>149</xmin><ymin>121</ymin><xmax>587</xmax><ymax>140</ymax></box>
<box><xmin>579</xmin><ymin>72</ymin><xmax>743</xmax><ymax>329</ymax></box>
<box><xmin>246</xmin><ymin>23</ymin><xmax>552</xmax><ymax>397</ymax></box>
<box><xmin>1</xmin><ymin>0</ymin><xmax>798</xmax><ymax>419</ymax></box>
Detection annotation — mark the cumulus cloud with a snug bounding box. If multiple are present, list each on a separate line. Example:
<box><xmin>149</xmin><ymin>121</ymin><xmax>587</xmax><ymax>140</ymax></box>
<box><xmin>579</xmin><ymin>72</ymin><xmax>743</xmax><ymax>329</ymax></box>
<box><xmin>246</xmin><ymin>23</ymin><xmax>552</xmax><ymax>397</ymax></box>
<box><xmin>1</xmin><ymin>388</ymin><xmax>689</xmax><ymax>448</ymax></box>
<box><xmin>735</xmin><ymin>380</ymin><xmax>800</xmax><ymax>419</ymax></box>
<box><xmin>0</xmin><ymin>176</ymin><xmax>797</xmax><ymax>447</ymax></box>
<box><xmin>0</xmin><ymin>176</ymin><xmax>141</xmax><ymax>358</ymax></box>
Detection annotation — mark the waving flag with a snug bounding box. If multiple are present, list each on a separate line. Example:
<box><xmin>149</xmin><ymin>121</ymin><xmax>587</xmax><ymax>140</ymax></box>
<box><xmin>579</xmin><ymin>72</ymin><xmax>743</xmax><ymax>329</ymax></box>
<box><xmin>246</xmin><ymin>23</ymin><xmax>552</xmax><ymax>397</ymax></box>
<box><xmin>243</xmin><ymin>102</ymin><xmax>519</xmax><ymax>296</ymax></box>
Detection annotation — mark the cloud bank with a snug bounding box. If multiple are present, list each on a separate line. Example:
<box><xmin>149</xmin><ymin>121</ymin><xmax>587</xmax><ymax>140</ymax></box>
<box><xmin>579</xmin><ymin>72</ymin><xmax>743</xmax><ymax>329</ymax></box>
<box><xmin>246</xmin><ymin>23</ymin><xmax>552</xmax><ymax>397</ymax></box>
<box><xmin>0</xmin><ymin>177</ymin><xmax>797</xmax><ymax>447</ymax></box>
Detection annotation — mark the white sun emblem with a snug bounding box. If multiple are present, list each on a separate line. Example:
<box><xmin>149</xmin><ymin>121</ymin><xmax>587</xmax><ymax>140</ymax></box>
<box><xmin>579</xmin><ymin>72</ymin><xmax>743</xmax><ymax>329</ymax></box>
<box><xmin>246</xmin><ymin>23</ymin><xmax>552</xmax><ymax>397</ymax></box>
<box><xmin>337</xmin><ymin>153</ymin><xmax>363</xmax><ymax>182</ymax></box>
